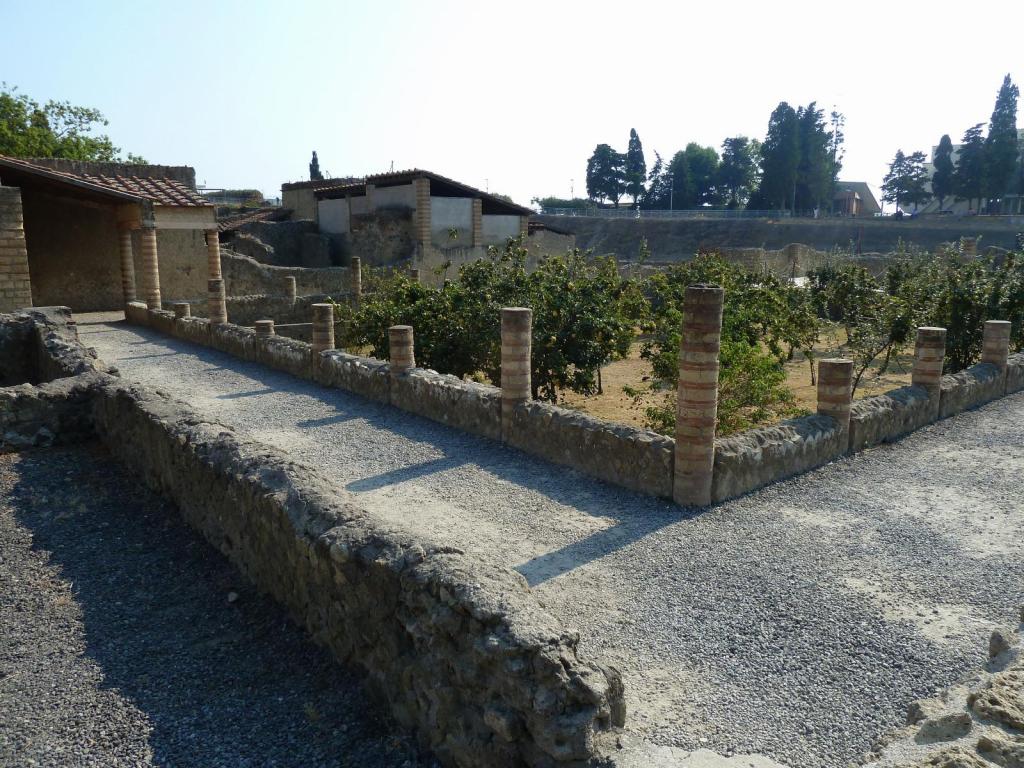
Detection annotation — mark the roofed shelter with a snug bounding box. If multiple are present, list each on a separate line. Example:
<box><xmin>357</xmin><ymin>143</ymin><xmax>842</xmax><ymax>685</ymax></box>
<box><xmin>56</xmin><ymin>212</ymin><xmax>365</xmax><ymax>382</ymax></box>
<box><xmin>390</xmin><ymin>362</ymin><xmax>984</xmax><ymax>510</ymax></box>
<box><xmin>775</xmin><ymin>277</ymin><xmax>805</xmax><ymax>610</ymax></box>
<box><xmin>0</xmin><ymin>156</ymin><xmax>218</xmax><ymax>313</ymax></box>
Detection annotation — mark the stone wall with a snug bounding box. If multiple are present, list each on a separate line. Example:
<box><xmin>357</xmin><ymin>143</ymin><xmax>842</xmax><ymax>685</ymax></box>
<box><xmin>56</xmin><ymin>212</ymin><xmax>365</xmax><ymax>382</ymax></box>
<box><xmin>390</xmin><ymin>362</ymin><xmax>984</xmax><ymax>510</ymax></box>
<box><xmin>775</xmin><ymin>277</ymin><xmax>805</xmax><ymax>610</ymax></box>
<box><xmin>221</xmin><ymin>250</ymin><xmax>351</xmax><ymax>297</ymax></box>
<box><xmin>1007</xmin><ymin>352</ymin><xmax>1024</xmax><ymax>395</ymax></box>
<box><xmin>349</xmin><ymin>209</ymin><xmax>416</xmax><ymax>267</ymax></box>
<box><xmin>1</xmin><ymin>308</ymin><xmax>627</xmax><ymax>767</ymax></box>
<box><xmin>848</xmin><ymin>385</ymin><xmax>935</xmax><ymax>453</ymax></box>
<box><xmin>226</xmin><ymin>220</ymin><xmax>342</xmax><ymax>268</ymax></box>
<box><xmin>938</xmin><ymin>363</ymin><xmax>1005</xmax><ymax>420</ymax></box>
<box><xmin>711</xmin><ymin>415</ymin><xmax>845</xmax><ymax>503</ymax></box>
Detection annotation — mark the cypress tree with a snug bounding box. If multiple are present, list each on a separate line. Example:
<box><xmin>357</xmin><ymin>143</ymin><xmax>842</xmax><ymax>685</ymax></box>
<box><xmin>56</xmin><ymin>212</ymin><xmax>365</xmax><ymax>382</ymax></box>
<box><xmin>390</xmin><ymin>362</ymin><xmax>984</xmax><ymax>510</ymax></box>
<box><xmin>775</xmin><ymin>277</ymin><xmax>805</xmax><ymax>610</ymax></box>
<box><xmin>931</xmin><ymin>135</ymin><xmax>955</xmax><ymax>211</ymax></box>
<box><xmin>984</xmin><ymin>74</ymin><xmax>1020</xmax><ymax>206</ymax></box>
<box><xmin>954</xmin><ymin>123</ymin><xmax>987</xmax><ymax>212</ymax></box>
<box><xmin>624</xmin><ymin>129</ymin><xmax>647</xmax><ymax>204</ymax></box>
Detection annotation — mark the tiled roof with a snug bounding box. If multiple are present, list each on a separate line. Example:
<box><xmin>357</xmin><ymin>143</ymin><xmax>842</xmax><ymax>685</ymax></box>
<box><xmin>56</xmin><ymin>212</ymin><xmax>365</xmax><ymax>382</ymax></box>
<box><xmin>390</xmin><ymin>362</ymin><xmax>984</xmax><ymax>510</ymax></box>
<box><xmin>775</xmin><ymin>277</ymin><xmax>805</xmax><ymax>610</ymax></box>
<box><xmin>217</xmin><ymin>207</ymin><xmax>292</xmax><ymax>232</ymax></box>
<box><xmin>281</xmin><ymin>176</ymin><xmax>360</xmax><ymax>192</ymax></box>
<box><xmin>0</xmin><ymin>155</ymin><xmax>211</xmax><ymax>207</ymax></box>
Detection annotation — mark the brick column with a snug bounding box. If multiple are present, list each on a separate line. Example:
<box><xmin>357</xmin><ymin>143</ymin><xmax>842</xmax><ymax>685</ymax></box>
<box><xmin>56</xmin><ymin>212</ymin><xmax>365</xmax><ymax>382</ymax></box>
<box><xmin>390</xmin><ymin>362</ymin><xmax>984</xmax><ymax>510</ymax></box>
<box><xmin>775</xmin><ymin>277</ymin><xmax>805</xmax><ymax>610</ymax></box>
<box><xmin>409</xmin><ymin>268</ymin><xmax>420</xmax><ymax>283</ymax></box>
<box><xmin>205</xmin><ymin>229</ymin><xmax>222</xmax><ymax>280</ymax></box>
<box><xmin>501</xmin><ymin>307</ymin><xmax>532</xmax><ymax>439</ymax></box>
<box><xmin>413</xmin><ymin>177</ymin><xmax>431</xmax><ymax>246</ymax></box>
<box><xmin>388</xmin><ymin>325</ymin><xmax>415</xmax><ymax>372</ymax></box>
<box><xmin>471</xmin><ymin>199</ymin><xmax>483</xmax><ymax>246</ymax></box>
<box><xmin>117</xmin><ymin>225</ymin><xmax>137</xmax><ymax>305</ymax></box>
<box><xmin>981</xmin><ymin>320</ymin><xmax>1011</xmax><ymax>369</ymax></box>
<box><xmin>350</xmin><ymin>257</ymin><xmax>361</xmax><ymax>308</ymax></box>
<box><xmin>139</xmin><ymin>226</ymin><xmax>162</xmax><ymax>309</ymax></box>
<box><xmin>208</xmin><ymin>278</ymin><xmax>227</xmax><ymax>324</ymax></box>
<box><xmin>172</xmin><ymin>302</ymin><xmax>190</xmax><ymax>319</ymax></box>
<box><xmin>817</xmin><ymin>358</ymin><xmax>854</xmax><ymax>437</ymax></box>
<box><xmin>912</xmin><ymin>326</ymin><xmax>946</xmax><ymax>419</ymax></box>
<box><xmin>255</xmin><ymin>319</ymin><xmax>275</xmax><ymax>337</ymax></box>
<box><xmin>283</xmin><ymin>275</ymin><xmax>297</xmax><ymax>305</ymax></box>
<box><xmin>0</xmin><ymin>186</ymin><xmax>32</xmax><ymax>312</ymax></box>
<box><xmin>311</xmin><ymin>303</ymin><xmax>335</xmax><ymax>354</ymax></box>
<box><xmin>673</xmin><ymin>285</ymin><xmax>724</xmax><ymax>508</ymax></box>
<box><xmin>519</xmin><ymin>215</ymin><xmax>529</xmax><ymax>237</ymax></box>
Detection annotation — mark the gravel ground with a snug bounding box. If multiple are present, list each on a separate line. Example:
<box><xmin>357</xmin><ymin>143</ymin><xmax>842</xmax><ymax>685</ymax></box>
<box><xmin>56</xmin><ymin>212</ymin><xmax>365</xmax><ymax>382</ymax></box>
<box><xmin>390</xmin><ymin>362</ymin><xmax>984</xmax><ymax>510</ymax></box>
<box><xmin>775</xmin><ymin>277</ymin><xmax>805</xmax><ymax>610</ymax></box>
<box><xmin>0</xmin><ymin>444</ymin><xmax>427</xmax><ymax>768</ymax></box>
<box><xmin>81</xmin><ymin>315</ymin><xmax>1024</xmax><ymax>767</ymax></box>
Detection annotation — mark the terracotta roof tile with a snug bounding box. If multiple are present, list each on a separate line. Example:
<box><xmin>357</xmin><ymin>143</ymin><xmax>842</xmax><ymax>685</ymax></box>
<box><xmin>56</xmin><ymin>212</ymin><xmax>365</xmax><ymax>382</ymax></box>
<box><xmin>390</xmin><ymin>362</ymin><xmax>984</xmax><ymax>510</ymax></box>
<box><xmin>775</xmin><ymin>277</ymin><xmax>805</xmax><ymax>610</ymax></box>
<box><xmin>218</xmin><ymin>207</ymin><xmax>292</xmax><ymax>232</ymax></box>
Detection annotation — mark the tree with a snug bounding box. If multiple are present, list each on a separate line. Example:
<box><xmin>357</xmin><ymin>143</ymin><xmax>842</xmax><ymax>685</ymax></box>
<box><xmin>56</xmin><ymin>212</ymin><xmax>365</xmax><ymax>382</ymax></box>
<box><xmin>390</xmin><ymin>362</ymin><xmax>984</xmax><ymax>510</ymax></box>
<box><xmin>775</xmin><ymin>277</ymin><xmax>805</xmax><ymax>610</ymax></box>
<box><xmin>984</xmin><ymin>74</ymin><xmax>1019</xmax><ymax>206</ymax></box>
<box><xmin>309</xmin><ymin>150</ymin><xmax>323</xmax><ymax>181</ymax></box>
<box><xmin>827</xmin><ymin>111</ymin><xmax>846</xmax><ymax>212</ymax></box>
<box><xmin>718</xmin><ymin>136</ymin><xmax>760</xmax><ymax>208</ymax></box>
<box><xmin>931</xmin><ymin>134</ymin><xmax>955</xmax><ymax>211</ymax></box>
<box><xmin>586</xmin><ymin>143</ymin><xmax>626</xmax><ymax>206</ymax></box>
<box><xmin>666</xmin><ymin>150</ymin><xmax>693</xmax><ymax>209</ymax></box>
<box><xmin>955</xmin><ymin>123</ymin><xmax>987</xmax><ymax>212</ymax></box>
<box><xmin>756</xmin><ymin>102</ymin><xmax>800</xmax><ymax>211</ymax></box>
<box><xmin>795</xmin><ymin>102</ymin><xmax>833</xmax><ymax>212</ymax></box>
<box><xmin>624</xmin><ymin>129</ymin><xmax>647</xmax><ymax>204</ymax></box>
<box><xmin>0</xmin><ymin>83</ymin><xmax>129</xmax><ymax>161</ymax></box>
<box><xmin>640</xmin><ymin>151</ymin><xmax>670</xmax><ymax>209</ymax></box>
<box><xmin>882</xmin><ymin>150</ymin><xmax>931</xmax><ymax>212</ymax></box>
<box><xmin>683</xmin><ymin>143</ymin><xmax>720</xmax><ymax>206</ymax></box>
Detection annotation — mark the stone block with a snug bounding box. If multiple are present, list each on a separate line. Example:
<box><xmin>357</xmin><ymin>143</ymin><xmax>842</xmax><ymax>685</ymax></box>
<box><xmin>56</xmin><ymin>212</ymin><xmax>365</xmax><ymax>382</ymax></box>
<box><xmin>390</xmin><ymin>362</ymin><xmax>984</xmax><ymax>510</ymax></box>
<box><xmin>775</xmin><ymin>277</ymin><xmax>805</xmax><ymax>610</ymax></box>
<box><xmin>711</xmin><ymin>414</ymin><xmax>845</xmax><ymax>503</ymax></box>
<box><xmin>390</xmin><ymin>368</ymin><xmax>500</xmax><ymax>441</ymax></box>
<box><xmin>256</xmin><ymin>334</ymin><xmax>314</xmax><ymax>380</ymax></box>
<box><xmin>315</xmin><ymin>350</ymin><xmax>390</xmax><ymax>404</ymax></box>
<box><xmin>939</xmin><ymin>363</ymin><xmax>1004</xmax><ymax>420</ymax></box>
<box><xmin>848</xmin><ymin>385</ymin><xmax>934</xmax><ymax>452</ymax></box>
<box><xmin>209</xmin><ymin>323</ymin><xmax>258</xmax><ymax>363</ymax></box>
<box><xmin>1006</xmin><ymin>352</ymin><xmax>1024</xmax><ymax>395</ymax></box>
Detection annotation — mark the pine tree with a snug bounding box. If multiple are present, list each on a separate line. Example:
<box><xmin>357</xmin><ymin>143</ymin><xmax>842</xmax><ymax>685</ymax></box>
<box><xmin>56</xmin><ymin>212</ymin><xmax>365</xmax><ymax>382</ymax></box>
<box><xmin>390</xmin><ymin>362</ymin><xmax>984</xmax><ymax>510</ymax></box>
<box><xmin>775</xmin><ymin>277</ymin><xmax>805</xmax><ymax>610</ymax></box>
<box><xmin>756</xmin><ymin>102</ymin><xmax>800</xmax><ymax>212</ymax></box>
<box><xmin>624</xmin><ymin>129</ymin><xmax>647</xmax><ymax>204</ymax></box>
<box><xmin>984</xmin><ymin>74</ymin><xmax>1019</xmax><ymax>206</ymax></box>
<box><xmin>666</xmin><ymin>150</ymin><xmax>693</xmax><ymax>210</ymax></box>
<box><xmin>586</xmin><ymin>144</ymin><xmax>626</xmax><ymax>206</ymax></box>
<box><xmin>931</xmin><ymin>135</ymin><xmax>955</xmax><ymax>211</ymax></box>
<box><xmin>795</xmin><ymin>102</ymin><xmax>832</xmax><ymax>212</ymax></box>
<box><xmin>309</xmin><ymin>151</ymin><xmax>323</xmax><ymax>181</ymax></box>
<box><xmin>954</xmin><ymin>123</ymin><xmax>987</xmax><ymax>212</ymax></box>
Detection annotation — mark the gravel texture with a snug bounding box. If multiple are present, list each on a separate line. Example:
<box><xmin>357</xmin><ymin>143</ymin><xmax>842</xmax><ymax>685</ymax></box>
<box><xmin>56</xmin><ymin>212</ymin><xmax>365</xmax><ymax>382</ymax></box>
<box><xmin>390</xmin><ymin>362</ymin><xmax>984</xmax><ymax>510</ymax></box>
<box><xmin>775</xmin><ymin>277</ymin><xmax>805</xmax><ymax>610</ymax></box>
<box><xmin>81</xmin><ymin>315</ymin><xmax>1024</xmax><ymax>767</ymax></box>
<box><xmin>0</xmin><ymin>444</ymin><xmax>426</xmax><ymax>768</ymax></box>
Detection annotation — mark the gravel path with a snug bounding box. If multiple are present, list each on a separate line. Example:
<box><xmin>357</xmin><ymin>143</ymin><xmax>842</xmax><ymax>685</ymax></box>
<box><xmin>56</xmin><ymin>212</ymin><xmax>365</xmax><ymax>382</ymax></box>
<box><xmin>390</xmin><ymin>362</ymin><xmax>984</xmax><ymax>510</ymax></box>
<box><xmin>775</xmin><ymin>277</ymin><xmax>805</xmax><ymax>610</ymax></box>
<box><xmin>81</xmin><ymin>315</ymin><xmax>1024</xmax><ymax>767</ymax></box>
<box><xmin>0</xmin><ymin>444</ymin><xmax>426</xmax><ymax>768</ymax></box>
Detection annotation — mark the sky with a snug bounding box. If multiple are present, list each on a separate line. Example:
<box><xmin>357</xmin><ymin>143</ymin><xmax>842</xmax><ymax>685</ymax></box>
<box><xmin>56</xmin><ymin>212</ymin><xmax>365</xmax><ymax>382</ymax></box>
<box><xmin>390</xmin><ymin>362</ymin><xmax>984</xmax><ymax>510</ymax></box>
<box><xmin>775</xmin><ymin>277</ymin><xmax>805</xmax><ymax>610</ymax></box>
<box><xmin>2</xmin><ymin>0</ymin><xmax>1021</xmax><ymax>209</ymax></box>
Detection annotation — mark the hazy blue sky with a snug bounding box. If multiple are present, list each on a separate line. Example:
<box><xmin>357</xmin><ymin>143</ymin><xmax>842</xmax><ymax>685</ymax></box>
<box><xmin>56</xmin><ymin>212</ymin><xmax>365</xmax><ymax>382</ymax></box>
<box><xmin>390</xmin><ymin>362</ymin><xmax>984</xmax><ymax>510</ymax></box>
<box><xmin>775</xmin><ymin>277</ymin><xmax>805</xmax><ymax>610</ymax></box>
<box><xmin>2</xmin><ymin>0</ymin><xmax>1021</xmax><ymax>207</ymax></box>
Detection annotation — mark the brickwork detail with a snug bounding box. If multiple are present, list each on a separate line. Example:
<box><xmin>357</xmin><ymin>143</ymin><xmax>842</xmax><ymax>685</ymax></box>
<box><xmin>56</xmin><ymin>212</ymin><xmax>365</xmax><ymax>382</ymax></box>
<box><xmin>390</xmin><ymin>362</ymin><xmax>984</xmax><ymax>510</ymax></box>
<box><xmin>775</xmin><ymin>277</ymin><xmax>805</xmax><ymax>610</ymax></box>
<box><xmin>817</xmin><ymin>358</ymin><xmax>854</xmax><ymax>436</ymax></box>
<box><xmin>0</xmin><ymin>186</ymin><xmax>33</xmax><ymax>312</ymax></box>
<box><xmin>388</xmin><ymin>325</ymin><xmax>415</xmax><ymax>371</ymax></box>
<box><xmin>205</xmin><ymin>229</ymin><xmax>222</xmax><ymax>280</ymax></box>
<box><xmin>472</xmin><ymin>199</ymin><xmax>483</xmax><ymax>246</ymax></box>
<box><xmin>501</xmin><ymin>307</ymin><xmax>532</xmax><ymax>439</ymax></box>
<box><xmin>674</xmin><ymin>285</ymin><xmax>724</xmax><ymax>507</ymax></box>
<box><xmin>118</xmin><ymin>227</ymin><xmax>137</xmax><ymax>305</ymax></box>
<box><xmin>207</xmin><ymin>279</ymin><xmax>227</xmax><ymax>324</ymax></box>
<box><xmin>413</xmin><ymin>178</ymin><xmax>431</xmax><ymax>245</ymax></box>
<box><xmin>139</xmin><ymin>226</ymin><xmax>162</xmax><ymax>310</ymax></box>
<box><xmin>982</xmin><ymin>320</ymin><xmax>1011</xmax><ymax>370</ymax></box>
<box><xmin>311</xmin><ymin>303</ymin><xmax>335</xmax><ymax>354</ymax></box>
<box><xmin>912</xmin><ymin>326</ymin><xmax>947</xmax><ymax>419</ymax></box>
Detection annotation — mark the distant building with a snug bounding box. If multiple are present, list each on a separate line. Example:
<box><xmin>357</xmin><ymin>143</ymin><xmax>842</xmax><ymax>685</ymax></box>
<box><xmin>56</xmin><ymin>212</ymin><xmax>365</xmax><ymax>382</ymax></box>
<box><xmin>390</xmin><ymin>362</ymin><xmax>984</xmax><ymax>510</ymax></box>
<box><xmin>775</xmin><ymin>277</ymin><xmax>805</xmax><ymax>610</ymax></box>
<box><xmin>833</xmin><ymin>181</ymin><xmax>881</xmax><ymax>217</ymax></box>
<box><xmin>918</xmin><ymin>128</ymin><xmax>1024</xmax><ymax>214</ymax></box>
<box><xmin>281</xmin><ymin>177</ymin><xmax>360</xmax><ymax>221</ymax></box>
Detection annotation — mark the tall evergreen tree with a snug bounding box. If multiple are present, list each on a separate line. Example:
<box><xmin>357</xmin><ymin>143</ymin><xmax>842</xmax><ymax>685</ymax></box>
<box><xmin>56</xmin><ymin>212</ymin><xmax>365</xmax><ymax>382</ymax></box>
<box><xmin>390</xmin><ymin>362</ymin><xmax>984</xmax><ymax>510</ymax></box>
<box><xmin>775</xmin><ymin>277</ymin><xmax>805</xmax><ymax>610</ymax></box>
<box><xmin>666</xmin><ymin>150</ymin><xmax>694</xmax><ymax>209</ymax></box>
<box><xmin>795</xmin><ymin>102</ymin><xmax>833</xmax><ymax>212</ymax></box>
<box><xmin>586</xmin><ymin>143</ymin><xmax>626</xmax><ymax>206</ymax></box>
<box><xmin>931</xmin><ymin>134</ymin><xmax>955</xmax><ymax>211</ymax></box>
<box><xmin>827</xmin><ymin>111</ymin><xmax>846</xmax><ymax>212</ymax></box>
<box><xmin>881</xmin><ymin>150</ymin><xmax>931</xmax><ymax>212</ymax></box>
<box><xmin>309</xmin><ymin>151</ymin><xmax>323</xmax><ymax>181</ymax></box>
<box><xmin>684</xmin><ymin>143</ymin><xmax>720</xmax><ymax>206</ymax></box>
<box><xmin>984</xmin><ymin>74</ymin><xmax>1020</xmax><ymax>205</ymax></box>
<box><xmin>954</xmin><ymin>123</ymin><xmax>987</xmax><ymax>211</ymax></box>
<box><xmin>641</xmin><ymin>151</ymin><xmax>670</xmax><ymax>209</ymax></box>
<box><xmin>718</xmin><ymin>136</ymin><xmax>760</xmax><ymax>208</ymax></box>
<box><xmin>624</xmin><ymin>128</ymin><xmax>647</xmax><ymax>203</ymax></box>
<box><xmin>756</xmin><ymin>102</ymin><xmax>800</xmax><ymax>211</ymax></box>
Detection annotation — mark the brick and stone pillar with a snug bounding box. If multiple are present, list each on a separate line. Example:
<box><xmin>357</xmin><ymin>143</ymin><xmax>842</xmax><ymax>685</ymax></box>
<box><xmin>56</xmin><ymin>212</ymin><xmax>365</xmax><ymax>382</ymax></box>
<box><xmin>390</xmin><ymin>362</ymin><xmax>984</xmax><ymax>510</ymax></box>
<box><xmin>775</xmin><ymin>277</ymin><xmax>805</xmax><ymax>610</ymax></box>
<box><xmin>365</xmin><ymin>183</ymin><xmax>376</xmax><ymax>212</ymax></box>
<box><xmin>912</xmin><ymin>326</ymin><xmax>947</xmax><ymax>419</ymax></box>
<box><xmin>388</xmin><ymin>325</ymin><xmax>415</xmax><ymax>372</ymax></box>
<box><xmin>205</xmin><ymin>229</ymin><xmax>222</xmax><ymax>280</ymax></box>
<box><xmin>673</xmin><ymin>285</ymin><xmax>724</xmax><ymax>508</ymax></box>
<box><xmin>350</xmin><ymin>257</ymin><xmax>362</xmax><ymax>307</ymax></box>
<box><xmin>139</xmin><ymin>225</ymin><xmax>162</xmax><ymax>309</ymax></box>
<box><xmin>413</xmin><ymin>177</ymin><xmax>431</xmax><ymax>246</ymax></box>
<box><xmin>283</xmin><ymin>275</ymin><xmax>297</xmax><ymax>305</ymax></box>
<box><xmin>0</xmin><ymin>186</ymin><xmax>33</xmax><ymax>313</ymax></box>
<box><xmin>472</xmin><ymin>199</ymin><xmax>483</xmax><ymax>246</ymax></box>
<box><xmin>982</xmin><ymin>319</ymin><xmax>1011</xmax><ymax>379</ymax></box>
<box><xmin>519</xmin><ymin>215</ymin><xmax>529</xmax><ymax>238</ymax></box>
<box><xmin>501</xmin><ymin>307</ymin><xmax>532</xmax><ymax>439</ymax></box>
<box><xmin>117</xmin><ymin>225</ymin><xmax>137</xmax><ymax>305</ymax></box>
<box><xmin>255</xmin><ymin>319</ymin><xmax>275</xmax><ymax>337</ymax></box>
<box><xmin>311</xmin><ymin>303</ymin><xmax>335</xmax><ymax>354</ymax></box>
<box><xmin>208</xmin><ymin>278</ymin><xmax>227</xmax><ymax>324</ymax></box>
<box><xmin>817</xmin><ymin>358</ymin><xmax>854</xmax><ymax>438</ymax></box>
<box><xmin>172</xmin><ymin>302</ymin><xmax>190</xmax><ymax>319</ymax></box>
<box><xmin>409</xmin><ymin>268</ymin><xmax>420</xmax><ymax>283</ymax></box>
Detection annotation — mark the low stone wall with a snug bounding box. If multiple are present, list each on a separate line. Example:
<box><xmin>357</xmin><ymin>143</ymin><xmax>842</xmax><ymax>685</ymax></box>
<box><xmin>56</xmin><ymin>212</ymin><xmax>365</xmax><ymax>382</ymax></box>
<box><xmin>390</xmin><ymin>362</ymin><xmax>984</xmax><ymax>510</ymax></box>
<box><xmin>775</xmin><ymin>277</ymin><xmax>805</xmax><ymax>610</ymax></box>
<box><xmin>848</xmin><ymin>385</ymin><xmax>935</xmax><ymax>453</ymax></box>
<box><xmin>505</xmin><ymin>401</ymin><xmax>674</xmax><ymax>499</ymax></box>
<box><xmin>1006</xmin><ymin>352</ymin><xmax>1024</xmax><ymax>395</ymax></box>
<box><xmin>0</xmin><ymin>311</ymin><xmax>33</xmax><ymax>386</ymax></box>
<box><xmin>1</xmin><ymin>308</ymin><xmax>628</xmax><ymax>768</ymax></box>
<box><xmin>221</xmin><ymin>250</ymin><xmax>351</xmax><ymax>297</ymax></box>
<box><xmin>711</xmin><ymin>415</ymin><xmax>845</xmax><ymax>503</ymax></box>
<box><xmin>390</xmin><ymin>369</ymin><xmax>502</xmax><ymax>442</ymax></box>
<box><xmin>315</xmin><ymin>349</ymin><xmax>390</xmax><ymax>404</ymax></box>
<box><xmin>938</xmin><ymin>362</ymin><xmax>1005</xmax><ymax>420</ymax></box>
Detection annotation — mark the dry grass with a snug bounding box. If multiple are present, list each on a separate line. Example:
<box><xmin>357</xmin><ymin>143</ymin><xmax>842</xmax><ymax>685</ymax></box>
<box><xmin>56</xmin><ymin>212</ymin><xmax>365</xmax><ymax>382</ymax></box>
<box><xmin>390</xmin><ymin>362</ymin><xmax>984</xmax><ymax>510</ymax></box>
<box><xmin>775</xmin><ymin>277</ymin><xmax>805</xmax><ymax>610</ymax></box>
<box><xmin>560</xmin><ymin>324</ymin><xmax>915</xmax><ymax>431</ymax></box>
